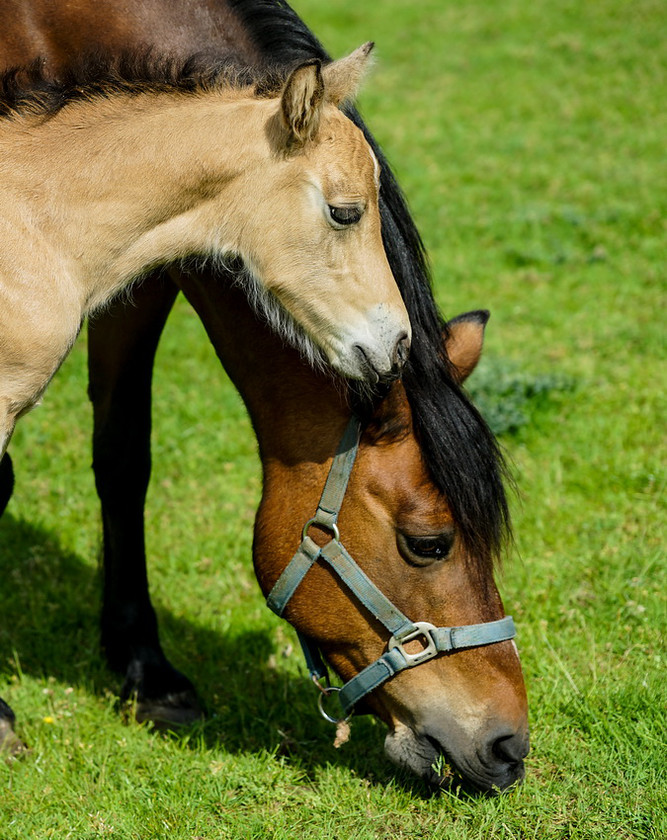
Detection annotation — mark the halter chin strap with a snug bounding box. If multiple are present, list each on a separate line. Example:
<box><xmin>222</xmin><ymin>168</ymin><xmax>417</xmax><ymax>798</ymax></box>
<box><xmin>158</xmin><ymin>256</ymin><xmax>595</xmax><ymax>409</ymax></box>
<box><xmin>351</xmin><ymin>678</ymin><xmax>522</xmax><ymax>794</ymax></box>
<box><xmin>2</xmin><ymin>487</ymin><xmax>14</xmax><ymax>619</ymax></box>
<box><xmin>266</xmin><ymin>415</ymin><xmax>517</xmax><ymax>721</ymax></box>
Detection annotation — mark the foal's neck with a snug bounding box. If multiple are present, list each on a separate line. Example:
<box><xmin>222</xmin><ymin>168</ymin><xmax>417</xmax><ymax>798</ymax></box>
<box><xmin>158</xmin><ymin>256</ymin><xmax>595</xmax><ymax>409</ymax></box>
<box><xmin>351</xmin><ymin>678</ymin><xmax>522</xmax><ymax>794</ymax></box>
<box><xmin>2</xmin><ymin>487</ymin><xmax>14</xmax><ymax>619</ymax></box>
<box><xmin>2</xmin><ymin>88</ymin><xmax>273</xmax><ymax>312</ymax></box>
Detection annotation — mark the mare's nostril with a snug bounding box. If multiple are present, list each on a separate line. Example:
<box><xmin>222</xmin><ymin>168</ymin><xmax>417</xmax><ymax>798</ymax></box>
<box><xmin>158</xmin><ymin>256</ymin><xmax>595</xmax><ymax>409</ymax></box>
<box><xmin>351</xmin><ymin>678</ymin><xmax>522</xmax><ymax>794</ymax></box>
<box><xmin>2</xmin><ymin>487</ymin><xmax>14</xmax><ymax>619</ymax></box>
<box><xmin>491</xmin><ymin>731</ymin><xmax>530</xmax><ymax>766</ymax></box>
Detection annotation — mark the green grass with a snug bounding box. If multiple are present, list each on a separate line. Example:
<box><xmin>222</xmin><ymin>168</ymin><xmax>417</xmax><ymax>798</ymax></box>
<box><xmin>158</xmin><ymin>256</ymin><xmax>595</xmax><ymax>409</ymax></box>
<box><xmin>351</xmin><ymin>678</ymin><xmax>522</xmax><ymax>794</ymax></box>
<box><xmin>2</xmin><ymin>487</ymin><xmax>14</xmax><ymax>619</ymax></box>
<box><xmin>1</xmin><ymin>0</ymin><xmax>665</xmax><ymax>837</ymax></box>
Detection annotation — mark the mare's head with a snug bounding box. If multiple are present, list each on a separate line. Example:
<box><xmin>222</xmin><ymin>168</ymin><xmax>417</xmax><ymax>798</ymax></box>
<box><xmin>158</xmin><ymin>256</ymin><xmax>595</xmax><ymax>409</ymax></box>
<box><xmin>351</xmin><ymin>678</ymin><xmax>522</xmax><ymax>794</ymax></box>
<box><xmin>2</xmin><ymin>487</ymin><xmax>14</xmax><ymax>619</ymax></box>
<box><xmin>254</xmin><ymin>312</ymin><xmax>529</xmax><ymax>792</ymax></box>
<box><xmin>234</xmin><ymin>43</ymin><xmax>410</xmax><ymax>384</ymax></box>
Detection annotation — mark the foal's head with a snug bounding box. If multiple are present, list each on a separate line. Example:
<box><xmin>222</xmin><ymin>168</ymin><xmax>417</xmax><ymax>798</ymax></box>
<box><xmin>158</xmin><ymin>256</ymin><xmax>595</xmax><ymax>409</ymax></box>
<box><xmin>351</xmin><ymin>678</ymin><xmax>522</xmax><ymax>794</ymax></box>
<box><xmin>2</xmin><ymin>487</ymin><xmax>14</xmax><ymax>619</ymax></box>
<box><xmin>232</xmin><ymin>44</ymin><xmax>410</xmax><ymax>384</ymax></box>
<box><xmin>0</xmin><ymin>44</ymin><xmax>409</xmax><ymax>387</ymax></box>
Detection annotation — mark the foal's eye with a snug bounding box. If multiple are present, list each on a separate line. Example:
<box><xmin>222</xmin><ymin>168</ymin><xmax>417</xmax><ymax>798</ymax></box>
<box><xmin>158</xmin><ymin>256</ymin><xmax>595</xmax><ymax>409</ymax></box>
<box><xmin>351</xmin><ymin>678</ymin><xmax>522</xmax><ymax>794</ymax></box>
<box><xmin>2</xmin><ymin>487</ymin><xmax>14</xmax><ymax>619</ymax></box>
<box><xmin>327</xmin><ymin>205</ymin><xmax>363</xmax><ymax>227</ymax></box>
<box><xmin>398</xmin><ymin>532</ymin><xmax>455</xmax><ymax>567</ymax></box>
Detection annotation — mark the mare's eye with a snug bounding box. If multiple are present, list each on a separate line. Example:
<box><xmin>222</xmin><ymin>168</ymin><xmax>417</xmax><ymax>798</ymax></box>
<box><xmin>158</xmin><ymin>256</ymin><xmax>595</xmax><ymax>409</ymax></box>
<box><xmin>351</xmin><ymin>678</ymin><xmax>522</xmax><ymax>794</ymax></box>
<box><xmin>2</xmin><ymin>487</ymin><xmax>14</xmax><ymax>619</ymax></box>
<box><xmin>328</xmin><ymin>205</ymin><xmax>363</xmax><ymax>227</ymax></box>
<box><xmin>398</xmin><ymin>532</ymin><xmax>455</xmax><ymax>567</ymax></box>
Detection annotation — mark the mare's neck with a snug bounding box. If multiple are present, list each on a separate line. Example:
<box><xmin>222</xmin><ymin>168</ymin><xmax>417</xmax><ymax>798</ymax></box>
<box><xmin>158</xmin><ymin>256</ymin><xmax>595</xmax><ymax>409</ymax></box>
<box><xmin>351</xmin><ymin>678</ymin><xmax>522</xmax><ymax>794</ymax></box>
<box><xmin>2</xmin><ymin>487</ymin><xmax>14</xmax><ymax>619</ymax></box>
<box><xmin>177</xmin><ymin>269</ymin><xmax>359</xmax><ymax>597</ymax></box>
<box><xmin>1</xmin><ymin>89</ymin><xmax>273</xmax><ymax>312</ymax></box>
<box><xmin>179</xmin><ymin>270</ymin><xmax>351</xmax><ymax>467</ymax></box>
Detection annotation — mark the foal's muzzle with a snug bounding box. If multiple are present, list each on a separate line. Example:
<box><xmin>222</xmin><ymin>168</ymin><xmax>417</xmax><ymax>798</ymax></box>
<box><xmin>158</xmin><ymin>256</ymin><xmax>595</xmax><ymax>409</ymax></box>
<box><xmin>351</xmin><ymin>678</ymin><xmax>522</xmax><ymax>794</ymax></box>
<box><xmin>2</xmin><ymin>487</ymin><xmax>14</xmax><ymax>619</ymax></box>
<box><xmin>354</xmin><ymin>331</ymin><xmax>410</xmax><ymax>383</ymax></box>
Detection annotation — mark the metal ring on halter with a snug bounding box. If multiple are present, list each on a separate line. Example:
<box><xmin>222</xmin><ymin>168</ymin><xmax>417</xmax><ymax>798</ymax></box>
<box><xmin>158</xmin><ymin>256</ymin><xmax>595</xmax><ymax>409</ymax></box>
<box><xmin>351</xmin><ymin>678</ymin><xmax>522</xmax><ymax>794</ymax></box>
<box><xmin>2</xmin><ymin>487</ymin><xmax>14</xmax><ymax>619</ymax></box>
<box><xmin>302</xmin><ymin>516</ymin><xmax>340</xmax><ymax>543</ymax></box>
<box><xmin>316</xmin><ymin>685</ymin><xmax>351</xmax><ymax>724</ymax></box>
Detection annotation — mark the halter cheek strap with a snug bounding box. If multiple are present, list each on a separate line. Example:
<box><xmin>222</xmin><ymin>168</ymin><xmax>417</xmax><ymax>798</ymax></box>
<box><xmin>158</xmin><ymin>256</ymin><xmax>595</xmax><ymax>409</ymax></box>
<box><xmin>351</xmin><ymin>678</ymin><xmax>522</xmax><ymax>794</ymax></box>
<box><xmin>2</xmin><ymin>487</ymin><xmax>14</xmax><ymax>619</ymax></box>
<box><xmin>266</xmin><ymin>416</ymin><xmax>517</xmax><ymax>721</ymax></box>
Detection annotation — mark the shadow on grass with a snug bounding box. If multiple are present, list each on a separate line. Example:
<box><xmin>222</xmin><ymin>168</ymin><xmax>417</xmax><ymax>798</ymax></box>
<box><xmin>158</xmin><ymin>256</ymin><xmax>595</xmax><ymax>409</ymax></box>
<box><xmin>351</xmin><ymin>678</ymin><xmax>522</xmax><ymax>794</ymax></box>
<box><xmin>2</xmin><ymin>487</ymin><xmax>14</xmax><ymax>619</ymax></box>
<box><xmin>0</xmin><ymin>512</ymin><xmax>436</xmax><ymax>798</ymax></box>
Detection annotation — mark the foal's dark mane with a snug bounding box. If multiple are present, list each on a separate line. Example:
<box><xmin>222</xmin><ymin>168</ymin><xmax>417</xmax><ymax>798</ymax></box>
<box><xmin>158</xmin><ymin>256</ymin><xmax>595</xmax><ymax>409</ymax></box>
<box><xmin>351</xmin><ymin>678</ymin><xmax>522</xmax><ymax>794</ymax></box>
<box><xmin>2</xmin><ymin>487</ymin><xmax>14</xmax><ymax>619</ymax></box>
<box><xmin>0</xmin><ymin>52</ymin><xmax>284</xmax><ymax>121</ymax></box>
<box><xmin>228</xmin><ymin>0</ymin><xmax>511</xmax><ymax>560</ymax></box>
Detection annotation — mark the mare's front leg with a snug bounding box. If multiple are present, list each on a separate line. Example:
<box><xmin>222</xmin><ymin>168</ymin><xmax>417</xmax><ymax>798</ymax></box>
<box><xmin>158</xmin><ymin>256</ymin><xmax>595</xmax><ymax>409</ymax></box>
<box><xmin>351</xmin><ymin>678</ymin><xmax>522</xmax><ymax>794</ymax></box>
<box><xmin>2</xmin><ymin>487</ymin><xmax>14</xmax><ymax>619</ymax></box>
<box><xmin>89</xmin><ymin>272</ymin><xmax>202</xmax><ymax>725</ymax></box>
<box><xmin>0</xmin><ymin>452</ymin><xmax>13</xmax><ymax>518</ymax></box>
<box><xmin>0</xmin><ymin>453</ymin><xmax>24</xmax><ymax>756</ymax></box>
<box><xmin>0</xmin><ymin>455</ymin><xmax>26</xmax><ymax>756</ymax></box>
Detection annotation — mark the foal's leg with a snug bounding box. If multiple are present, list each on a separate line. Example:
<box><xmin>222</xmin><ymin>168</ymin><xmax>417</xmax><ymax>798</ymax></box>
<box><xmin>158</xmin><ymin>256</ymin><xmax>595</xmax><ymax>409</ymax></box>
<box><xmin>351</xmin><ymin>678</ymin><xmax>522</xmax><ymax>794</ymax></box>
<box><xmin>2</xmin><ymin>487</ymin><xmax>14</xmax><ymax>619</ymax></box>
<box><xmin>89</xmin><ymin>272</ymin><xmax>202</xmax><ymax>725</ymax></box>
<box><xmin>0</xmin><ymin>294</ymin><xmax>81</xmax><ymax>754</ymax></box>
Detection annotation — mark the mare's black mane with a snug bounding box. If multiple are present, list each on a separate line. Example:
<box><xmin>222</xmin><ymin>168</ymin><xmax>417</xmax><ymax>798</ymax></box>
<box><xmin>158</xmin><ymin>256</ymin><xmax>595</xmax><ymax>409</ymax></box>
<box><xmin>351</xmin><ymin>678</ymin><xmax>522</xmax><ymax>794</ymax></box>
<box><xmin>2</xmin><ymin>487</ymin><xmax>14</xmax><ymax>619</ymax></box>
<box><xmin>231</xmin><ymin>0</ymin><xmax>511</xmax><ymax>560</ymax></box>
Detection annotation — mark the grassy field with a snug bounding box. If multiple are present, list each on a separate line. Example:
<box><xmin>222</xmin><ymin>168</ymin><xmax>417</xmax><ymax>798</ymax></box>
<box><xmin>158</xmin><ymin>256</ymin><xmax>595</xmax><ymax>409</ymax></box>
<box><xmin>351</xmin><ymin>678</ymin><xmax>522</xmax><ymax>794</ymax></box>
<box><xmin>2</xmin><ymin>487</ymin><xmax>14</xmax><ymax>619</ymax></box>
<box><xmin>1</xmin><ymin>0</ymin><xmax>664</xmax><ymax>837</ymax></box>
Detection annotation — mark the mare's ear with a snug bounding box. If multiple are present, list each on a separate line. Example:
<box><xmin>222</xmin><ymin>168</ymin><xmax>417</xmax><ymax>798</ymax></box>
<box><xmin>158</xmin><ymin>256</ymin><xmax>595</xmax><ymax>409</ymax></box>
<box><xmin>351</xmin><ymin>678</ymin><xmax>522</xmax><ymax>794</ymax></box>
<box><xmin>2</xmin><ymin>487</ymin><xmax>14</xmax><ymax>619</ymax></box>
<box><xmin>322</xmin><ymin>42</ymin><xmax>375</xmax><ymax>107</ymax></box>
<box><xmin>280</xmin><ymin>59</ymin><xmax>325</xmax><ymax>147</ymax></box>
<box><xmin>444</xmin><ymin>310</ymin><xmax>490</xmax><ymax>384</ymax></box>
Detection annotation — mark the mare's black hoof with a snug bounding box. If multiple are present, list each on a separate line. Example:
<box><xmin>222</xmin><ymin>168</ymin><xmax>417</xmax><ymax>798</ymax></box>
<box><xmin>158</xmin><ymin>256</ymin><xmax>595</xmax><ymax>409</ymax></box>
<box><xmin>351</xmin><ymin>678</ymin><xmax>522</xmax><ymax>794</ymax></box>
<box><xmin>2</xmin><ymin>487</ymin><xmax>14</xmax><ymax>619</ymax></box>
<box><xmin>135</xmin><ymin>690</ymin><xmax>204</xmax><ymax>728</ymax></box>
<box><xmin>119</xmin><ymin>661</ymin><xmax>204</xmax><ymax>729</ymax></box>
<box><xmin>0</xmin><ymin>700</ymin><xmax>28</xmax><ymax>759</ymax></box>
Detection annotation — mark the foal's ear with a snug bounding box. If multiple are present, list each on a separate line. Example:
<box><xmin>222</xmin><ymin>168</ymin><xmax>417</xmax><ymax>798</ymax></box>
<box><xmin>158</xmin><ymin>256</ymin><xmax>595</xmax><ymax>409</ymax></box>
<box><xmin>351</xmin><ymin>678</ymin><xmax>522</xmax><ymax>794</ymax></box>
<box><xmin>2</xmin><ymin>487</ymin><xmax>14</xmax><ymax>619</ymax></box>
<box><xmin>444</xmin><ymin>310</ymin><xmax>490</xmax><ymax>383</ymax></box>
<box><xmin>322</xmin><ymin>42</ymin><xmax>375</xmax><ymax>106</ymax></box>
<box><xmin>280</xmin><ymin>59</ymin><xmax>325</xmax><ymax>146</ymax></box>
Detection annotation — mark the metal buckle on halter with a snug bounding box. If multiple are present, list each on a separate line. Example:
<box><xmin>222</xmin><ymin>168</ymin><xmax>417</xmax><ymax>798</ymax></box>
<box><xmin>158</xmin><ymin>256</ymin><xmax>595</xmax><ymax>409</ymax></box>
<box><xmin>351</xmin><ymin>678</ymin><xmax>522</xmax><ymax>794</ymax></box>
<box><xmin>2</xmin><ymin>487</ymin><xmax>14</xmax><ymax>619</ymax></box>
<box><xmin>311</xmin><ymin>675</ymin><xmax>351</xmax><ymax>724</ymax></box>
<box><xmin>388</xmin><ymin>622</ymin><xmax>439</xmax><ymax>666</ymax></box>
<box><xmin>302</xmin><ymin>516</ymin><xmax>340</xmax><ymax>543</ymax></box>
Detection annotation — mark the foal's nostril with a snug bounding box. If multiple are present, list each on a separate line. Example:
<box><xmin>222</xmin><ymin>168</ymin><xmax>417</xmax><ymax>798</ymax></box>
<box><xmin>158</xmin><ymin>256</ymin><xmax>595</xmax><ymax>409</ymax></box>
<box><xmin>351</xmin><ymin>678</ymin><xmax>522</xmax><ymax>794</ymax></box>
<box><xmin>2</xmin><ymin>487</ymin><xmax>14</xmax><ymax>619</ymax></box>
<box><xmin>384</xmin><ymin>333</ymin><xmax>411</xmax><ymax>381</ymax></box>
<box><xmin>354</xmin><ymin>332</ymin><xmax>410</xmax><ymax>383</ymax></box>
<box><xmin>394</xmin><ymin>332</ymin><xmax>410</xmax><ymax>368</ymax></box>
<box><xmin>353</xmin><ymin>344</ymin><xmax>380</xmax><ymax>384</ymax></box>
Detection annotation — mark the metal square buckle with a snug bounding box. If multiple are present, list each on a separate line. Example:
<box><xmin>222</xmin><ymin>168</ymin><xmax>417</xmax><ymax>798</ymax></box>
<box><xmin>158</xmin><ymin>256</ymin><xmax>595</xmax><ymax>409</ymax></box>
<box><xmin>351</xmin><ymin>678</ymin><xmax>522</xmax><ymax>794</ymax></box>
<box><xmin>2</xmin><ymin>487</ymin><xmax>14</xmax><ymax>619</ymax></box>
<box><xmin>388</xmin><ymin>622</ymin><xmax>438</xmax><ymax>666</ymax></box>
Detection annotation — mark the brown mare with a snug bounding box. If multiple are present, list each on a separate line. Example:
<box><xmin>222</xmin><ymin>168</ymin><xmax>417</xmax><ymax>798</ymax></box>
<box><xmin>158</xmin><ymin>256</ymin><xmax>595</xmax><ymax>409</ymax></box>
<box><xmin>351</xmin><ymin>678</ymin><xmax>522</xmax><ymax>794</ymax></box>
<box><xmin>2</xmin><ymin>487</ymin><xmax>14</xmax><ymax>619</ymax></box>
<box><xmin>177</xmin><ymin>273</ymin><xmax>528</xmax><ymax>791</ymax></box>
<box><xmin>0</xmin><ymin>0</ymin><xmax>530</xmax><ymax>791</ymax></box>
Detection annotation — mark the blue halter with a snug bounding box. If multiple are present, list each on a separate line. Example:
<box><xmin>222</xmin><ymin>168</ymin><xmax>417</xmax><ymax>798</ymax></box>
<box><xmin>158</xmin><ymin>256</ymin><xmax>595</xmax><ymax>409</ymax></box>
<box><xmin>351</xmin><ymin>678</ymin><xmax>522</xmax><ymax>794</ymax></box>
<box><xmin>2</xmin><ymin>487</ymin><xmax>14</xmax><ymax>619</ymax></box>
<box><xmin>266</xmin><ymin>416</ymin><xmax>516</xmax><ymax>722</ymax></box>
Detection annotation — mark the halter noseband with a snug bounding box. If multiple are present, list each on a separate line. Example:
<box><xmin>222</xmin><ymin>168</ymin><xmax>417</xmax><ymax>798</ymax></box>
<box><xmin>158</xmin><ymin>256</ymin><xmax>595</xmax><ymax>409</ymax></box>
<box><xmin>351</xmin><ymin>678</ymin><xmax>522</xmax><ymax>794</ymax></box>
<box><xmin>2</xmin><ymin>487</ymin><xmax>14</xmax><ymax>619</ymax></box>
<box><xmin>266</xmin><ymin>416</ymin><xmax>516</xmax><ymax>723</ymax></box>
